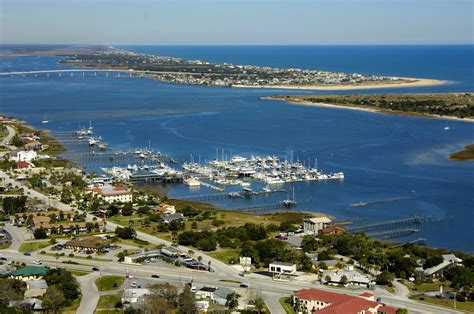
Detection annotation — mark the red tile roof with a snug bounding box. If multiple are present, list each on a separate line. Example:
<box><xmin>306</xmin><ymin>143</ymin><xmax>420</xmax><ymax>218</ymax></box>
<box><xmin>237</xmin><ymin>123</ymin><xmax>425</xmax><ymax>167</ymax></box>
<box><xmin>378</xmin><ymin>305</ymin><xmax>398</xmax><ymax>314</ymax></box>
<box><xmin>295</xmin><ymin>288</ymin><xmax>385</xmax><ymax>314</ymax></box>
<box><xmin>359</xmin><ymin>292</ymin><xmax>374</xmax><ymax>298</ymax></box>
<box><xmin>16</xmin><ymin>161</ymin><xmax>34</xmax><ymax>168</ymax></box>
<box><xmin>321</xmin><ymin>225</ymin><xmax>345</xmax><ymax>234</ymax></box>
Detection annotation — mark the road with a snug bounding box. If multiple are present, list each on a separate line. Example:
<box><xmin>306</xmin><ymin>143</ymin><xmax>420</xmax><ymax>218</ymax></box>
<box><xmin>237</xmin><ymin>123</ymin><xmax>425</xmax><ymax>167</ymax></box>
<box><xmin>0</xmin><ymin>170</ymin><xmax>463</xmax><ymax>313</ymax></box>
<box><xmin>76</xmin><ymin>272</ymin><xmax>100</xmax><ymax>314</ymax></box>
<box><xmin>1</xmin><ymin>125</ymin><xmax>16</xmax><ymax>149</ymax></box>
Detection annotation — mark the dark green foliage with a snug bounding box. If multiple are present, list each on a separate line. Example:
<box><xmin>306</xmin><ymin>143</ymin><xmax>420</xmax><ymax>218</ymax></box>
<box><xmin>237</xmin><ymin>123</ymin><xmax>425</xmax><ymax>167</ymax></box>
<box><xmin>2</xmin><ymin>196</ymin><xmax>27</xmax><ymax>215</ymax></box>
<box><xmin>115</xmin><ymin>226</ymin><xmax>136</xmax><ymax>239</ymax></box>
<box><xmin>33</xmin><ymin>228</ymin><xmax>47</xmax><ymax>239</ymax></box>
<box><xmin>376</xmin><ymin>270</ymin><xmax>395</xmax><ymax>285</ymax></box>
<box><xmin>43</xmin><ymin>269</ymin><xmax>80</xmax><ymax>306</ymax></box>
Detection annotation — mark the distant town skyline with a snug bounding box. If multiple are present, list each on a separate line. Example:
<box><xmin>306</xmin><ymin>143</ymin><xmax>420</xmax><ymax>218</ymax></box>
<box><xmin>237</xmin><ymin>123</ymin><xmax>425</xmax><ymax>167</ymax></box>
<box><xmin>1</xmin><ymin>0</ymin><xmax>473</xmax><ymax>45</ymax></box>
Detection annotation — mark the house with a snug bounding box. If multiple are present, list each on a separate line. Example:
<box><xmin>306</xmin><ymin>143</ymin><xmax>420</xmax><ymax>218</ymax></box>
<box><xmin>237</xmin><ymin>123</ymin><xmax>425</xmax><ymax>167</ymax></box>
<box><xmin>86</xmin><ymin>185</ymin><xmax>133</xmax><ymax>203</ymax></box>
<box><xmin>16</xmin><ymin>161</ymin><xmax>35</xmax><ymax>169</ymax></box>
<box><xmin>195</xmin><ymin>287</ymin><xmax>234</xmax><ymax>305</ymax></box>
<box><xmin>24</xmin><ymin>279</ymin><xmax>48</xmax><ymax>298</ymax></box>
<box><xmin>64</xmin><ymin>237</ymin><xmax>109</xmax><ymax>253</ymax></box>
<box><xmin>121</xmin><ymin>288</ymin><xmax>150</xmax><ymax>303</ymax></box>
<box><xmin>268</xmin><ymin>261</ymin><xmax>297</xmax><ymax>275</ymax></box>
<box><xmin>442</xmin><ymin>254</ymin><xmax>463</xmax><ymax>265</ymax></box>
<box><xmin>156</xmin><ymin>203</ymin><xmax>176</xmax><ymax>214</ymax></box>
<box><xmin>321</xmin><ymin>269</ymin><xmax>373</xmax><ymax>287</ymax></box>
<box><xmin>293</xmin><ymin>288</ymin><xmax>398</xmax><ymax>314</ymax></box>
<box><xmin>8</xmin><ymin>150</ymin><xmax>38</xmax><ymax>162</ymax></box>
<box><xmin>9</xmin><ymin>266</ymin><xmax>48</xmax><ymax>281</ymax></box>
<box><xmin>423</xmin><ymin>261</ymin><xmax>454</xmax><ymax>279</ymax></box>
<box><xmin>9</xmin><ymin>298</ymin><xmax>44</xmax><ymax>312</ymax></box>
<box><xmin>161</xmin><ymin>213</ymin><xmax>184</xmax><ymax>224</ymax></box>
<box><xmin>321</xmin><ymin>225</ymin><xmax>345</xmax><ymax>235</ymax></box>
<box><xmin>303</xmin><ymin>217</ymin><xmax>332</xmax><ymax>234</ymax></box>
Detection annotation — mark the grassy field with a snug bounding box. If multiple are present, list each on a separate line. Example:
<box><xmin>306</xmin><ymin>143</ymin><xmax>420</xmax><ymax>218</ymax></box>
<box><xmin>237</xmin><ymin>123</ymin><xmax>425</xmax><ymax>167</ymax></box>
<box><xmin>0</xmin><ymin>240</ymin><xmax>12</xmax><ymax>250</ymax></box>
<box><xmin>405</xmin><ymin>280</ymin><xmax>450</xmax><ymax>293</ymax></box>
<box><xmin>95</xmin><ymin>275</ymin><xmax>124</xmax><ymax>291</ymax></box>
<box><xmin>410</xmin><ymin>295</ymin><xmax>474</xmax><ymax>312</ymax></box>
<box><xmin>61</xmin><ymin>299</ymin><xmax>81</xmax><ymax>314</ymax></box>
<box><xmin>42</xmin><ymin>252</ymin><xmax>112</xmax><ymax>262</ymax></box>
<box><xmin>96</xmin><ymin>295</ymin><xmax>122</xmax><ymax>313</ymax></box>
<box><xmin>69</xmin><ymin>270</ymin><xmax>90</xmax><ymax>276</ymax></box>
<box><xmin>18</xmin><ymin>240</ymin><xmax>51</xmax><ymax>253</ymax></box>
<box><xmin>208</xmin><ymin>248</ymin><xmax>241</xmax><ymax>264</ymax></box>
<box><xmin>279</xmin><ymin>297</ymin><xmax>296</xmax><ymax>314</ymax></box>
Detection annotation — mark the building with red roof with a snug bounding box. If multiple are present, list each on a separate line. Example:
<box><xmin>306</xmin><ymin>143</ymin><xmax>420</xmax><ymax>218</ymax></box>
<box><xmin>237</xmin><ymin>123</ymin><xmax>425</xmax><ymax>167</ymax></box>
<box><xmin>320</xmin><ymin>225</ymin><xmax>345</xmax><ymax>235</ymax></box>
<box><xmin>16</xmin><ymin>161</ymin><xmax>35</xmax><ymax>169</ymax></box>
<box><xmin>86</xmin><ymin>185</ymin><xmax>133</xmax><ymax>203</ymax></box>
<box><xmin>293</xmin><ymin>288</ymin><xmax>398</xmax><ymax>314</ymax></box>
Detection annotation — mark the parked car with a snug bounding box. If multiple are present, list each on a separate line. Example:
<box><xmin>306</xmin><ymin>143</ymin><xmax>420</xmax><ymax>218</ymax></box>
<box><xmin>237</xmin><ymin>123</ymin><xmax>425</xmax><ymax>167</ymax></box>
<box><xmin>33</xmin><ymin>260</ymin><xmax>42</xmax><ymax>265</ymax></box>
<box><xmin>130</xmin><ymin>281</ymin><xmax>137</xmax><ymax>288</ymax></box>
<box><xmin>151</xmin><ymin>274</ymin><xmax>160</xmax><ymax>278</ymax></box>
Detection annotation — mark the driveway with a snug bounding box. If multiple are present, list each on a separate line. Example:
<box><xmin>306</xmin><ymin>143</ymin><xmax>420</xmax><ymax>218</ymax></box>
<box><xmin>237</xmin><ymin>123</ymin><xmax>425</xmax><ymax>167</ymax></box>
<box><xmin>76</xmin><ymin>272</ymin><xmax>100</xmax><ymax>314</ymax></box>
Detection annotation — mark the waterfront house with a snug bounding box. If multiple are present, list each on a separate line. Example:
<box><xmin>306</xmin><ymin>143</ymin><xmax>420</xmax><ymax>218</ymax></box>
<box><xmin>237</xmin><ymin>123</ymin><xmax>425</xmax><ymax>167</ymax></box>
<box><xmin>9</xmin><ymin>266</ymin><xmax>48</xmax><ymax>281</ymax></box>
<box><xmin>423</xmin><ymin>260</ymin><xmax>454</xmax><ymax>279</ymax></box>
<box><xmin>320</xmin><ymin>225</ymin><xmax>345</xmax><ymax>235</ymax></box>
<box><xmin>86</xmin><ymin>185</ymin><xmax>133</xmax><ymax>203</ymax></box>
<box><xmin>160</xmin><ymin>213</ymin><xmax>184</xmax><ymax>224</ymax></box>
<box><xmin>303</xmin><ymin>217</ymin><xmax>332</xmax><ymax>234</ymax></box>
<box><xmin>293</xmin><ymin>288</ymin><xmax>398</xmax><ymax>314</ymax></box>
<box><xmin>442</xmin><ymin>254</ymin><xmax>463</xmax><ymax>265</ymax></box>
<box><xmin>156</xmin><ymin>203</ymin><xmax>176</xmax><ymax>214</ymax></box>
<box><xmin>7</xmin><ymin>150</ymin><xmax>38</xmax><ymax>162</ymax></box>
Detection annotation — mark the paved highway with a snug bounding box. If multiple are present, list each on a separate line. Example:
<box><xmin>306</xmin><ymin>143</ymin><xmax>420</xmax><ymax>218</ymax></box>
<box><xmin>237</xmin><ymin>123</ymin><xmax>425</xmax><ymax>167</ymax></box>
<box><xmin>0</xmin><ymin>170</ymin><xmax>462</xmax><ymax>313</ymax></box>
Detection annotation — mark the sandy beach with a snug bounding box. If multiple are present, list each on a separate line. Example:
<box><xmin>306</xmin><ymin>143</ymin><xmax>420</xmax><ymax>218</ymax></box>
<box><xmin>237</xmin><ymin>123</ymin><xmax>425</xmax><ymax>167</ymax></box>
<box><xmin>264</xmin><ymin>97</ymin><xmax>474</xmax><ymax>123</ymax></box>
<box><xmin>233</xmin><ymin>78</ymin><xmax>446</xmax><ymax>91</ymax></box>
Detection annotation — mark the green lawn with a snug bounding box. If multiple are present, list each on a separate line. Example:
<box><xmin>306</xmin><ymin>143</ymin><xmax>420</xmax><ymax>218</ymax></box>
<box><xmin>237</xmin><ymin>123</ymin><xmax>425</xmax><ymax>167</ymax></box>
<box><xmin>95</xmin><ymin>275</ymin><xmax>124</xmax><ymax>291</ymax></box>
<box><xmin>279</xmin><ymin>297</ymin><xmax>296</xmax><ymax>314</ymax></box>
<box><xmin>69</xmin><ymin>270</ymin><xmax>91</xmax><ymax>276</ymax></box>
<box><xmin>410</xmin><ymin>295</ymin><xmax>474</xmax><ymax>312</ymax></box>
<box><xmin>0</xmin><ymin>241</ymin><xmax>12</xmax><ymax>250</ymax></box>
<box><xmin>97</xmin><ymin>294</ymin><xmax>121</xmax><ymax>308</ymax></box>
<box><xmin>208</xmin><ymin>248</ymin><xmax>240</xmax><ymax>264</ymax></box>
<box><xmin>406</xmin><ymin>280</ymin><xmax>450</xmax><ymax>293</ymax></box>
<box><xmin>18</xmin><ymin>240</ymin><xmax>51</xmax><ymax>253</ymax></box>
<box><xmin>43</xmin><ymin>252</ymin><xmax>112</xmax><ymax>262</ymax></box>
<box><xmin>61</xmin><ymin>299</ymin><xmax>81</xmax><ymax>314</ymax></box>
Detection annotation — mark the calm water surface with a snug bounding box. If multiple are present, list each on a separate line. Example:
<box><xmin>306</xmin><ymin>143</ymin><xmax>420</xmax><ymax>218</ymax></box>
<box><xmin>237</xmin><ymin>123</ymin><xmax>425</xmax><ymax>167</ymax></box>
<box><xmin>0</xmin><ymin>45</ymin><xmax>473</xmax><ymax>252</ymax></box>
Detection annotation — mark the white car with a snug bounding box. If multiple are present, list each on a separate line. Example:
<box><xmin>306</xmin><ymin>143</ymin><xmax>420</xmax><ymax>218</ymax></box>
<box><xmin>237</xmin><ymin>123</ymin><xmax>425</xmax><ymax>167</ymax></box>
<box><xmin>33</xmin><ymin>260</ymin><xmax>42</xmax><ymax>265</ymax></box>
<box><xmin>130</xmin><ymin>281</ymin><xmax>137</xmax><ymax>288</ymax></box>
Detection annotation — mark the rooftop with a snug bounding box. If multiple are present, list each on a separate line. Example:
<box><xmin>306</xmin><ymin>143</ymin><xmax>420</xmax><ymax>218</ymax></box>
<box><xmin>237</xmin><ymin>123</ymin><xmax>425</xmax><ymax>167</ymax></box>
<box><xmin>9</xmin><ymin>266</ymin><xmax>48</xmax><ymax>277</ymax></box>
<box><xmin>305</xmin><ymin>216</ymin><xmax>332</xmax><ymax>224</ymax></box>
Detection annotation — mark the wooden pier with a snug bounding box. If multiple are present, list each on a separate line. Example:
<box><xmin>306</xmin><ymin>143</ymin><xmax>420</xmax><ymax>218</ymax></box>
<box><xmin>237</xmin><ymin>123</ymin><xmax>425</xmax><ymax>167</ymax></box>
<box><xmin>366</xmin><ymin>228</ymin><xmax>421</xmax><ymax>240</ymax></box>
<box><xmin>346</xmin><ymin>215</ymin><xmax>422</xmax><ymax>234</ymax></box>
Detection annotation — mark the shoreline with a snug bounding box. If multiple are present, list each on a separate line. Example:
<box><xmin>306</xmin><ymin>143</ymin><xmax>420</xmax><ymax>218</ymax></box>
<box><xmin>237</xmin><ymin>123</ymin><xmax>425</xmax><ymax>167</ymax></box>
<box><xmin>233</xmin><ymin>78</ymin><xmax>446</xmax><ymax>91</ymax></box>
<box><xmin>263</xmin><ymin>96</ymin><xmax>474</xmax><ymax>123</ymax></box>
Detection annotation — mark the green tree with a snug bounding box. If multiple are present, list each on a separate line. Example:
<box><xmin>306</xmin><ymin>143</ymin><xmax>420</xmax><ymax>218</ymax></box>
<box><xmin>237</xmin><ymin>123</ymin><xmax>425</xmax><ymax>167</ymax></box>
<box><xmin>43</xmin><ymin>285</ymin><xmax>65</xmax><ymax>313</ymax></box>
<box><xmin>226</xmin><ymin>292</ymin><xmax>241</xmax><ymax>309</ymax></box>
<box><xmin>34</xmin><ymin>228</ymin><xmax>48</xmax><ymax>239</ymax></box>
<box><xmin>178</xmin><ymin>284</ymin><xmax>196</xmax><ymax>314</ymax></box>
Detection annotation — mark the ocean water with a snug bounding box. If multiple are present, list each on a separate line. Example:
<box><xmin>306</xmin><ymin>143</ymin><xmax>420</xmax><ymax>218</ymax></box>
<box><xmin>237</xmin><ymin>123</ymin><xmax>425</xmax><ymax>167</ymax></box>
<box><xmin>0</xmin><ymin>45</ymin><xmax>473</xmax><ymax>252</ymax></box>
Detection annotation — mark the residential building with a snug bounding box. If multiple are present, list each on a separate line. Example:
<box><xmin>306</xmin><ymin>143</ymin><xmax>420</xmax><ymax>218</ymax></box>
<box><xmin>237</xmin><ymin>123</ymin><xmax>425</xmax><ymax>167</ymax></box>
<box><xmin>321</xmin><ymin>225</ymin><xmax>345</xmax><ymax>235</ymax></box>
<box><xmin>161</xmin><ymin>213</ymin><xmax>184</xmax><ymax>224</ymax></box>
<box><xmin>268</xmin><ymin>261</ymin><xmax>297</xmax><ymax>275</ymax></box>
<box><xmin>156</xmin><ymin>203</ymin><xmax>176</xmax><ymax>214</ymax></box>
<box><xmin>196</xmin><ymin>287</ymin><xmax>235</xmax><ymax>306</ymax></box>
<box><xmin>9</xmin><ymin>266</ymin><xmax>48</xmax><ymax>281</ymax></box>
<box><xmin>442</xmin><ymin>254</ymin><xmax>463</xmax><ymax>265</ymax></box>
<box><xmin>321</xmin><ymin>269</ymin><xmax>373</xmax><ymax>287</ymax></box>
<box><xmin>303</xmin><ymin>217</ymin><xmax>332</xmax><ymax>234</ymax></box>
<box><xmin>293</xmin><ymin>288</ymin><xmax>397</xmax><ymax>314</ymax></box>
<box><xmin>16</xmin><ymin>161</ymin><xmax>35</xmax><ymax>169</ymax></box>
<box><xmin>121</xmin><ymin>288</ymin><xmax>150</xmax><ymax>304</ymax></box>
<box><xmin>24</xmin><ymin>279</ymin><xmax>48</xmax><ymax>298</ymax></box>
<box><xmin>86</xmin><ymin>185</ymin><xmax>133</xmax><ymax>203</ymax></box>
<box><xmin>8</xmin><ymin>150</ymin><xmax>38</xmax><ymax>162</ymax></box>
<box><xmin>423</xmin><ymin>261</ymin><xmax>454</xmax><ymax>279</ymax></box>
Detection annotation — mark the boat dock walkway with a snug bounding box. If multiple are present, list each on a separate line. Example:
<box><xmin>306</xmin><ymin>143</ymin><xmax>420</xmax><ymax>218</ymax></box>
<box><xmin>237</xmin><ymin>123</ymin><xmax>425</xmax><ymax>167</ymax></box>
<box><xmin>198</xmin><ymin>181</ymin><xmax>224</xmax><ymax>192</ymax></box>
<box><xmin>346</xmin><ymin>215</ymin><xmax>422</xmax><ymax>234</ymax></box>
<box><xmin>367</xmin><ymin>228</ymin><xmax>421</xmax><ymax>240</ymax></box>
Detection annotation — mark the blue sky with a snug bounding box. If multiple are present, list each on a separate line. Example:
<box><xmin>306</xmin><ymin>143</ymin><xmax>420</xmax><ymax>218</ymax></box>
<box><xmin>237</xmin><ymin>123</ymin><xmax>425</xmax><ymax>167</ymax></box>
<box><xmin>1</xmin><ymin>0</ymin><xmax>473</xmax><ymax>45</ymax></box>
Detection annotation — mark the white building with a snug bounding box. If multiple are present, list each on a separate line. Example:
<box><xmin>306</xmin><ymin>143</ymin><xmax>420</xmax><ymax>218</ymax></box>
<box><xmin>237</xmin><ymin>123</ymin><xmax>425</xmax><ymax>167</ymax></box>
<box><xmin>10</xmin><ymin>150</ymin><xmax>37</xmax><ymax>162</ymax></box>
<box><xmin>268</xmin><ymin>262</ymin><xmax>297</xmax><ymax>275</ymax></box>
<box><xmin>303</xmin><ymin>217</ymin><xmax>332</xmax><ymax>234</ymax></box>
<box><xmin>443</xmin><ymin>254</ymin><xmax>463</xmax><ymax>265</ymax></box>
<box><xmin>86</xmin><ymin>185</ymin><xmax>133</xmax><ymax>203</ymax></box>
<box><xmin>121</xmin><ymin>288</ymin><xmax>150</xmax><ymax>303</ymax></box>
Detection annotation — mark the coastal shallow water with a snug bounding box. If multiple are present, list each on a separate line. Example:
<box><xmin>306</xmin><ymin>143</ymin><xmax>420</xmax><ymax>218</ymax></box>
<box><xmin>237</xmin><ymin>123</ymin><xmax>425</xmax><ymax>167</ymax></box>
<box><xmin>0</xmin><ymin>45</ymin><xmax>473</xmax><ymax>252</ymax></box>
